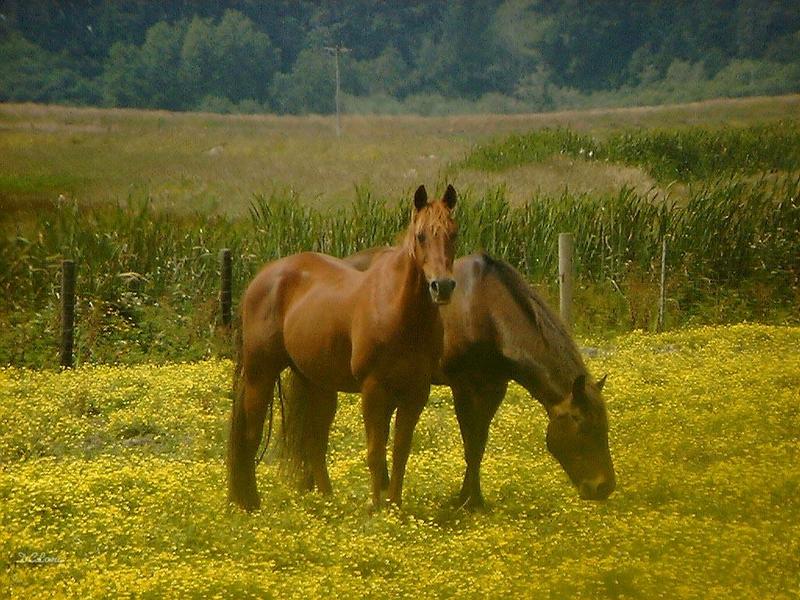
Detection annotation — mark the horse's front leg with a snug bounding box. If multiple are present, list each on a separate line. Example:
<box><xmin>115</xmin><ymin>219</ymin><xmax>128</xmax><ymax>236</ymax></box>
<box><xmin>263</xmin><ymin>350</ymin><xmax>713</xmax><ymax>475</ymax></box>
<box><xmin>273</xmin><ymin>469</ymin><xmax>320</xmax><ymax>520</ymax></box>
<box><xmin>361</xmin><ymin>378</ymin><xmax>393</xmax><ymax>509</ymax></box>
<box><xmin>451</xmin><ymin>378</ymin><xmax>507</xmax><ymax>510</ymax></box>
<box><xmin>387</xmin><ymin>388</ymin><xmax>428</xmax><ymax>507</ymax></box>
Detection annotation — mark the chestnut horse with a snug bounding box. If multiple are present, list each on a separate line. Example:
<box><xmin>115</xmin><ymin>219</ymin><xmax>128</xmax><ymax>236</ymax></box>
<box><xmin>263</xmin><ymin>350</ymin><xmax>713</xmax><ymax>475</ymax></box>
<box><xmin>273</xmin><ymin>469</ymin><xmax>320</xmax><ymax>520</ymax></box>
<box><xmin>228</xmin><ymin>185</ymin><xmax>458</xmax><ymax>511</ymax></box>
<box><xmin>283</xmin><ymin>250</ymin><xmax>615</xmax><ymax>508</ymax></box>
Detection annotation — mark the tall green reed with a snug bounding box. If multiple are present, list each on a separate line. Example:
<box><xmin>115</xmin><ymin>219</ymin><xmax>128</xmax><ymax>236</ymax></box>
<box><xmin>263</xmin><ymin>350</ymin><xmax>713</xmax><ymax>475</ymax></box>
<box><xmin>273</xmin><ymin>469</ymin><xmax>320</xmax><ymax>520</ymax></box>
<box><xmin>459</xmin><ymin>121</ymin><xmax>800</xmax><ymax>183</ymax></box>
<box><xmin>3</xmin><ymin>176</ymin><xmax>797</xmax><ymax>313</ymax></box>
<box><xmin>1</xmin><ymin>175</ymin><xmax>796</xmax><ymax>365</ymax></box>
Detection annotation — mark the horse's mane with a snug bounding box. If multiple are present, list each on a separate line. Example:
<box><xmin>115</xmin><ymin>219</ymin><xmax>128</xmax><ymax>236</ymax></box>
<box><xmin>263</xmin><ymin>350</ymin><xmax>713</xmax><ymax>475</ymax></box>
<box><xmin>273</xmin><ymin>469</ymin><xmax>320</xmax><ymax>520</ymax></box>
<box><xmin>479</xmin><ymin>253</ymin><xmax>587</xmax><ymax>379</ymax></box>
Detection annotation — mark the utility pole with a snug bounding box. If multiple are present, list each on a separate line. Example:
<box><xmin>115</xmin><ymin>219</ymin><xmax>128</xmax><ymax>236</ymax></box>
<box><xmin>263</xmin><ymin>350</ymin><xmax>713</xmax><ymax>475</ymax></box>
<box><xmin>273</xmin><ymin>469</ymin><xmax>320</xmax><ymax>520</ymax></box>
<box><xmin>324</xmin><ymin>45</ymin><xmax>349</xmax><ymax>137</ymax></box>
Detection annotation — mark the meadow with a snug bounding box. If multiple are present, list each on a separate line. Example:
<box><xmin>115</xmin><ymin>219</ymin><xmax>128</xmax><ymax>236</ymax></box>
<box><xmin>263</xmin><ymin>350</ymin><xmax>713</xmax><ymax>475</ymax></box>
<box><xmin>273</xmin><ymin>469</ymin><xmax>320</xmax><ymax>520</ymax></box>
<box><xmin>2</xmin><ymin>97</ymin><xmax>799</xmax><ymax>368</ymax></box>
<box><xmin>2</xmin><ymin>95</ymin><xmax>799</xmax><ymax>215</ymax></box>
<box><xmin>1</xmin><ymin>97</ymin><xmax>799</xmax><ymax>598</ymax></box>
<box><xmin>1</xmin><ymin>324</ymin><xmax>798</xmax><ymax>598</ymax></box>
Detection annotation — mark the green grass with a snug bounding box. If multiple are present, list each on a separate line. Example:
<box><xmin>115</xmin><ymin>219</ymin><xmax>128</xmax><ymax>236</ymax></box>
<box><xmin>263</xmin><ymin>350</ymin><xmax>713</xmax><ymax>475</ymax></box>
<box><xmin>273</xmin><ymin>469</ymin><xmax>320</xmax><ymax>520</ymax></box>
<box><xmin>460</xmin><ymin>121</ymin><xmax>800</xmax><ymax>183</ymax></box>
<box><xmin>0</xmin><ymin>173</ymin><xmax>87</xmax><ymax>195</ymax></box>
<box><xmin>1</xmin><ymin>325</ymin><xmax>798</xmax><ymax>598</ymax></box>
<box><xmin>459</xmin><ymin>128</ymin><xmax>597</xmax><ymax>171</ymax></box>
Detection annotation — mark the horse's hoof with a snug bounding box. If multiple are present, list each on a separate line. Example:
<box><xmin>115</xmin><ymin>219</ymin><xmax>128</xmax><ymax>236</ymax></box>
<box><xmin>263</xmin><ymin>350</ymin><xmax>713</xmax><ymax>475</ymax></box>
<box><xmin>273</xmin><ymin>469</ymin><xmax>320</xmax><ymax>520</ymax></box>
<box><xmin>456</xmin><ymin>495</ymin><xmax>485</xmax><ymax>512</ymax></box>
<box><xmin>229</xmin><ymin>489</ymin><xmax>260</xmax><ymax>512</ymax></box>
<box><xmin>449</xmin><ymin>492</ymin><xmax>469</xmax><ymax>508</ymax></box>
<box><xmin>365</xmin><ymin>496</ymin><xmax>399</xmax><ymax>515</ymax></box>
<box><xmin>238</xmin><ymin>496</ymin><xmax>260</xmax><ymax>512</ymax></box>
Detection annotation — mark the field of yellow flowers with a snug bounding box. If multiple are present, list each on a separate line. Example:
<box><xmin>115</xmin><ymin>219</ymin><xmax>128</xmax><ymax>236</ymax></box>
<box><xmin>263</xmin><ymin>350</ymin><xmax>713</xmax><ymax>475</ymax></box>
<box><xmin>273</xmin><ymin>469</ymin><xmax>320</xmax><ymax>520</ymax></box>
<box><xmin>1</xmin><ymin>324</ymin><xmax>798</xmax><ymax>598</ymax></box>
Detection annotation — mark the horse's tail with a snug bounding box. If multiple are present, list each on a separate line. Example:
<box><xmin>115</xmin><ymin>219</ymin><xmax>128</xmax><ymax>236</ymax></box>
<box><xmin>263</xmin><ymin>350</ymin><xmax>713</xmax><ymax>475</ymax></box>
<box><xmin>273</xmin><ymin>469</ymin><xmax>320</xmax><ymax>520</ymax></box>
<box><xmin>227</xmin><ymin>309</ymin><xmax>255</xmax><ymax>507</ymax></box>
<box><xmin>277</xmin><ymin>369</ymin><xmax>313</xmax><ymax>489</ymax></box>
<box><xmin>230</xmin><ymin>307</ymin><xmax>281</xmax><ymax>464</ymax></box>
<box><xmin>231</xmin><ymin>309</ymin><xmax>244</xmax><ymax>409</ymax></box>
<box><xmin>227</xmin><ymin>307</ymin><xmax>285</xmax><ymax>510</ymax></box>
<box><xmin>255</xmin><ymin>375</ymin><xmax>284</xmax><ymax>465</ymax></box>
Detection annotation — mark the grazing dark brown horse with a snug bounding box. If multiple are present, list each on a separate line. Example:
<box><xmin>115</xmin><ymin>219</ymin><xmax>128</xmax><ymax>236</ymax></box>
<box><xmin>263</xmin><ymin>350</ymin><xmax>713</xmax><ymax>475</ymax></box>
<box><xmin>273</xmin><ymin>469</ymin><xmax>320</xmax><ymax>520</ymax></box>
<box><xmin>228</xmin><ymin>185</ymin><xmax>458</xmax><ymax>511</ymax></box>
<box><xmin>284</xmin><ymin>250</ymin><xmax>615</xmax><ymax>509</ymax></box>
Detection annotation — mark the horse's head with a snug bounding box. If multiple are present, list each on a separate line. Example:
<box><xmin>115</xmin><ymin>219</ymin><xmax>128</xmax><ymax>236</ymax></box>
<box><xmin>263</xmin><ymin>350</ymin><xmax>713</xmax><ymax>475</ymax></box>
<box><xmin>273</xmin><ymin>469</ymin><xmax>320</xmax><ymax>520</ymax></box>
<box><xmin>546</xmin><ymin>374</ymin><xmax>616</xmax><ymax>500</ymax></box>
<box><xmin>409</xmin><ymin>184</ymin><xmax>458</xmax><ymax>305</ymax></box>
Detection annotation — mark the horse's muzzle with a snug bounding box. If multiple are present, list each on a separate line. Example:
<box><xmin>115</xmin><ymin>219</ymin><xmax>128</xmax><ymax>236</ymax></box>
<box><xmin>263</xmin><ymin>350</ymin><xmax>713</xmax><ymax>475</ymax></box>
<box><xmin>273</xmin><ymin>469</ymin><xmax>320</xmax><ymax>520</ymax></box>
<box><xmin>579</xmin><ymin>476</ymin><xmax>615</xmax><ymax>501</ymax></box>
<box><xmin>429</xmin><ymin>278</ymin><xmax>456</xmax><ymax>304</ymax></box>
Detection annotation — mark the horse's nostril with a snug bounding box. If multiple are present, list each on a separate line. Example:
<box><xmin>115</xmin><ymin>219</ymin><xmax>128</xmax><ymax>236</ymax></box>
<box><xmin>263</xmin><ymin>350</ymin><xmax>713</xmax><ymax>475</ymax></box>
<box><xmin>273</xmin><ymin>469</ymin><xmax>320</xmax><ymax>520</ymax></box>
<box><xmin>436</xmin><ymin>279</ymin><xmax>455</xmax><ymax>296</ymax></box>
<box><xmin>429</xmin><ymin>279</ymin><xmax>455</xmax><ymax>304</ymax></box>
<box><xmin>580</xmin><ymin>478</ymin><xmax>614</xmax><ymax>500</ymax></box>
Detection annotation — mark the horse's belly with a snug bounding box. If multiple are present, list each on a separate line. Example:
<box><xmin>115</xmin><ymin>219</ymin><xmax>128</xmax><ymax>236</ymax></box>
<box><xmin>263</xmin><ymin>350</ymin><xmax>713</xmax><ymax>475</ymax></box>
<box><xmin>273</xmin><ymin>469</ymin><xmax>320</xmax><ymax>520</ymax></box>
<box><xmin>283</xmin><ymin>309</ymin><xmax>360</xmax><ymax>393</ymax></box>
<box><xmin>288</xmin><ymin>342</ymin><xmax>360</xmax><ymax>393</ymax></box>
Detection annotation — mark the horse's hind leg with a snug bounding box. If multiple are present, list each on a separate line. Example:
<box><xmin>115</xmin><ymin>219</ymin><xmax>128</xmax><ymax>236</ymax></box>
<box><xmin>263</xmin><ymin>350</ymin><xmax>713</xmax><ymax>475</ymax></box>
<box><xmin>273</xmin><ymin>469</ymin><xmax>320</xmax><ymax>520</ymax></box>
<box><xmin>303</xmin><ymin>385</ymin><xmax>338</xmax><ymax>495</ymax></box>
<box><xmin>228</xmin><ymin>364</ymin><xmax>282</xmax><ymax>511</ymax></box>
<box><xmin>451</xmin><ymin>378</ymin><xmax>507</xmax><ymax>509</ymax></box>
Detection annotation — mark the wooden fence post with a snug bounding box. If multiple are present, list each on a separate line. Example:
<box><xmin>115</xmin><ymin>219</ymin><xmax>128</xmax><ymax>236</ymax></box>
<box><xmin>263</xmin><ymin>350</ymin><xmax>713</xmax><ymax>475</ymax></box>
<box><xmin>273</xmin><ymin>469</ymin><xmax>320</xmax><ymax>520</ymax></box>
<box><xmin>219</xmin><ymin>248</ymin><xmax>232</xmax><ymax>327</ymax></box>
<box><xmin>657</xmin><ymin>237</ymin><xmax>667</xmax><ymax>333</ymax></box>
<box><xmin>558</xmin><ymin>233</ymin><xmax>574</xmax><ymax>330</ymax></box>
<box><xmin>60</xmin><ymin>259</ymin><xmax>76</xmax><ymax>368</ymax></box>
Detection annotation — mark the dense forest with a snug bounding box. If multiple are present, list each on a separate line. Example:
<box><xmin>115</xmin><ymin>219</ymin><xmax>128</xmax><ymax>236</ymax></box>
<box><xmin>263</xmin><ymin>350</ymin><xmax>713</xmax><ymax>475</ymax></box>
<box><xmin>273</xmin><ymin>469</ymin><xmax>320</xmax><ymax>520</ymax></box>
<box><xmin>2</xmin><ymin>0</ymin><xmax>800</xmax><ymax>115</ymax></box>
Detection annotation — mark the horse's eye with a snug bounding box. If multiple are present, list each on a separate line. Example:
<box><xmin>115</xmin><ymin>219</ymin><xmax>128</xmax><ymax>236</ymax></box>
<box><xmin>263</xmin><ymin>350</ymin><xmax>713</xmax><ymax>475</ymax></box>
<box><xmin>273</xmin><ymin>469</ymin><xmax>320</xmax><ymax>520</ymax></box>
<box><xmin>416</xmin><ymin>232</ymin><xmax>426</xmax><ymax>243</ymax></box>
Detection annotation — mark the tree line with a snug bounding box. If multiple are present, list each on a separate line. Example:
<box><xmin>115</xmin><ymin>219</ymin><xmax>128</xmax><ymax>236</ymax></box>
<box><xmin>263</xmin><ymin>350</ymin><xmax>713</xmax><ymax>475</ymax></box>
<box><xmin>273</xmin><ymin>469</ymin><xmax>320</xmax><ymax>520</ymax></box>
<box><xmin>1</xmin><ymin>0</ymin><xmax>799</xmax><ymax>115</ymax></box>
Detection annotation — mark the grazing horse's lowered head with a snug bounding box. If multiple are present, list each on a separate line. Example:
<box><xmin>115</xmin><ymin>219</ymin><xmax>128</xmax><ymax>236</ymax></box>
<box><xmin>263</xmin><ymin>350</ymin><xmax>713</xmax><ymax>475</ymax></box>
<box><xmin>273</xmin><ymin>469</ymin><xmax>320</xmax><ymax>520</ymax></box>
<box><xmin>546</xmin><ymin>374</ymin><xmax>615</xmax><ymax>500</ymax></box>
<box><xmin>407</xmin><ymin>184</ymin><xmax>458</xmax><ymax>305</ymax></box>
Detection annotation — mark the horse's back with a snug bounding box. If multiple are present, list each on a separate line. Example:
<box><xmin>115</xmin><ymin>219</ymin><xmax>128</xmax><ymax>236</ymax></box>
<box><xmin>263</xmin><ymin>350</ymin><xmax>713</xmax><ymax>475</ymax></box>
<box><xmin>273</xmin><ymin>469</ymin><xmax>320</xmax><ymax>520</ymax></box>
<box><xmin>243</xmin><ymin>252</ymin><xmax>360</xmax><ymax>318</ymax></box>
<box><xmin>339</xmin><ymin>248</ymin><xmax>585</xmax><ymax>388</ymax></box>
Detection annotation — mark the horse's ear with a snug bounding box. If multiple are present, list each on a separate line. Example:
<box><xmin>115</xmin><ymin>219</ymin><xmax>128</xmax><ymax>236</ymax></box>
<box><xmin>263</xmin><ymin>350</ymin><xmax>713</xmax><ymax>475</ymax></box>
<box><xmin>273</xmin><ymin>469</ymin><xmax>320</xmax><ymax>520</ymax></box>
<box><xmin>414</xmin><ymin>185</ymin><xmax>428</xmax><ymax>211</ymax></box>
<box><xmin>572</xmin><ymin>374</ymin><xmax>588</xmax><ymax>407</ymax></box>
<box><xmin>443</xmin><ymin>184</ymin><xmax>457</xmax><ymax>209</ymax></box>
<box><xmin>597</xmin><ymin>374</ymin><xmax>608</xmax><ymax>391</ymax></box>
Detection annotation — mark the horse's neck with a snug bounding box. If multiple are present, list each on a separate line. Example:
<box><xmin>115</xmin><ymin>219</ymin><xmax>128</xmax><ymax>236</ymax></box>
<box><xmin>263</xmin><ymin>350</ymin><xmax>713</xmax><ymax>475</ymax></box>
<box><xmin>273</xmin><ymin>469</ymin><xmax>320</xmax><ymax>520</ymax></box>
<box><xmin>498</xmin><ymin>302</ymin><xmax>585</xmax><ymax>407</ymax></box>
<box><xmin>389</xmin><ymin>247</ymin><xmax>433</xmax><ymax>321</ymax></box>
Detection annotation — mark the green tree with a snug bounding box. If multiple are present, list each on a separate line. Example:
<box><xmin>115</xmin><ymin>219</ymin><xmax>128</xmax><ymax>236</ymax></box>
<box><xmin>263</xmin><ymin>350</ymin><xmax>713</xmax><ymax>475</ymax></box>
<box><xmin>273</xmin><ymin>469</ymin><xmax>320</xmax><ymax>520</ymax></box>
<box><xmin>414</xmin><ymin>0</ymin><xmax>513</xmax><ymax>99</ymax></box>
<box><xmin>138</xmin><ymin>21</ymin><xmax>184</xmax><ymax>109</ymax></box>
<box><xmin>102</xmin><ymin>42</ymin><xmax>145</xmax><ymax>107</ymax></box>
<box><xmin>0</xmin><ymin>31</ymin><xmax>97</xmax><ymax>104</ymax></box>
<box><xmin>3</xmin><ymin>0</ymin><xmax>800</xmax><ymax>113</ymax></box>
<box><xmin>351</xmin><ymin>45</ymin><xmax>411</xmax><ymax>96</ymax></box>
<box><xmin>103</xmin><ymin>21</ymin><xmax>185</xmax><ymax>109</ymax></box>
<box><xmin>272</xmin><ymin>47</ymin><xmax>334</xmax><ymax>114</ymax></box>
<box><xmin>180</xmin><ymin>11</ymin><xmax>280</xmax><ymax>108</ymax></box>
<box><xmin>180</xmin><ymin>16</ymin><xmax>216</xmax><ymax>105</ymax></box>
<box><xmin>207</xmin><ymin>10</ymin><xmax>279</xmax><ymax>104</ymax></box>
